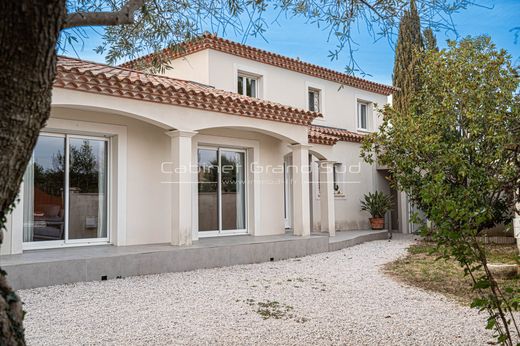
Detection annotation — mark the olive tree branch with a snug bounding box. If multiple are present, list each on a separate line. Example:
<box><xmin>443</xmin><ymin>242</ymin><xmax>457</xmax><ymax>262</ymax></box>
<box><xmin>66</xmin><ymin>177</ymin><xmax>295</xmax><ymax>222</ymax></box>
<box><xmin>63</xmin><ymin>0</ymin><xmax>145</xmax><ymax>29</ymax></box>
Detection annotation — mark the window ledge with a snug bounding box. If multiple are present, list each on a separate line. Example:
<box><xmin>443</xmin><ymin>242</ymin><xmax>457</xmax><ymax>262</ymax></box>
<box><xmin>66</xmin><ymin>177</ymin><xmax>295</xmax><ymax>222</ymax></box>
<box><xmin>357</xmin><ymin>128</ymin><xmax>371</xmax><ymax>133</ymax></box>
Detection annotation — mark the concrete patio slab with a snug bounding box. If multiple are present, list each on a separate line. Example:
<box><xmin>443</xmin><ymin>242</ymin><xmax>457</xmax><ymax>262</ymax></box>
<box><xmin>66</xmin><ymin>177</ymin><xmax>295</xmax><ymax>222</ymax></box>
<box><xmin>1</xmin><ymin>230</ymin><xmax>387</xmax><ymax>289</ymax></box>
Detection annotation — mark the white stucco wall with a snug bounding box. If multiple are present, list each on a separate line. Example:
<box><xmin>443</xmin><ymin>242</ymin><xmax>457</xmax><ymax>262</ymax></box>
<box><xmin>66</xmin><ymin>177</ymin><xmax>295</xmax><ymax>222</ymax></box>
<box><xmin>160</xmin><ymin>50</ymin><xmax>211</xmax><ymax>86</ymax></box>
<box><xmin>212</xmin><ymin>49</ymin><xmax>388</xmax><ymax>131</ymax></box>
<box><xmin>164</xmin><ymin>49</ymin><xmax>389</xmax><ymax>132</ymax></box>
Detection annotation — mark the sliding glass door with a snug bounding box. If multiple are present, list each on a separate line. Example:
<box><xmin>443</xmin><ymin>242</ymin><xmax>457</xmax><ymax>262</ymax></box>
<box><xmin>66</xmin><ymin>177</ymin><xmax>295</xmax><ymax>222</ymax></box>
<box><xmin>198</xmin><ymin>147</ymin><xmax>246</xmax><ymax>235</ymax></box>
<box><xmin>23</xmin><ymin>133</ymin><xmax>108</xmax><ymax>247</ymax></box>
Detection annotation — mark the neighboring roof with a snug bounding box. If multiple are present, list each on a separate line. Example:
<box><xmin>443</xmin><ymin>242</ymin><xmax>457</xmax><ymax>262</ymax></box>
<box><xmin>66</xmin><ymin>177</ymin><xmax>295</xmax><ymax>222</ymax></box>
<box><xmin>120</xmin><ymin>33</ymin><xmax>396</xmax><ymax>96</ymax></box>
<box><xmin>54</xmin><ymin>56</ymin><xmax>320</xmax><ymax>126</ymax></box>
<box><xmin>309</xmin><ymin>125</ymin><xmax>364</xmax><ymax>145</ymax></box>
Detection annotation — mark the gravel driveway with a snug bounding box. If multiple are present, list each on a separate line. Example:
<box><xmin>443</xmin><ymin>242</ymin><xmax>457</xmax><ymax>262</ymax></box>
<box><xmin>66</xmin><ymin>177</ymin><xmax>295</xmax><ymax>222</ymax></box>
<box><xmin>20</xmin><ymin>238</ymin><xmax>493</xmax><ymax>345</ymax></box>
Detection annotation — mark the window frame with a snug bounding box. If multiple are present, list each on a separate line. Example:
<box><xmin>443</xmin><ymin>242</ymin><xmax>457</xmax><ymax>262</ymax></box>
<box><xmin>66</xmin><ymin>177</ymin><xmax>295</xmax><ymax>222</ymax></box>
<box><xmin>305</xmin><ymin>82</ymin><xmax>325</xmax><ymax>119</ymax></box>
<box><xmin>307</xmin><ymin>87</ymin><xmax>321</xmax><ymax>113</ymax></box>
<box><xmin>197</xmin><ymin>145</ymin><xmax>249</xmax><ymax>237</ymax></box>
<box><xmin>237</xmin><ymin>72</ymin><xmax>259</xmax><ymax>98</ymax></box>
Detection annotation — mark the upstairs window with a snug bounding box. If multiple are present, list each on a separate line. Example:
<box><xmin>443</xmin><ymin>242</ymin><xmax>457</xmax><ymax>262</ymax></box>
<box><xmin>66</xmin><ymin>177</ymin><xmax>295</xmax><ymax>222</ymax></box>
<box><xmin>358</xmin><ymin>102</ymin><xmax>369</xmax><ymax>130</ymax></box>
<box><xmin>237</xmin><ymin>74</ymin><xmax>257</xmax><ymax>98</ymax></box>
<box><xmin>308</xmin><ymin>88</ymin><xmax>321</xmax><ymax>112</ymax></box>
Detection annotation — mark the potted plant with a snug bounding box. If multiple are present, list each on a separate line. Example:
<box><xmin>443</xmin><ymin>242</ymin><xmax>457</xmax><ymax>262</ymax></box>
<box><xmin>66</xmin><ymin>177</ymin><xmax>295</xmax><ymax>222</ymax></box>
<box><xmin>360</xmin><ymin>191</ymin><xmax>392</xmax><ymax>230</ymax></box>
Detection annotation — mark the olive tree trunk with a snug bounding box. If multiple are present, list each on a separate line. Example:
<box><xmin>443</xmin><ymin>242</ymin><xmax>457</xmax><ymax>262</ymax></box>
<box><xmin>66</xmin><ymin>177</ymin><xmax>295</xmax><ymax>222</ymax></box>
<box><xmin>0</xmin><ymin>1</ymin><xmax>66</xmax><ymax>344</ymax></box>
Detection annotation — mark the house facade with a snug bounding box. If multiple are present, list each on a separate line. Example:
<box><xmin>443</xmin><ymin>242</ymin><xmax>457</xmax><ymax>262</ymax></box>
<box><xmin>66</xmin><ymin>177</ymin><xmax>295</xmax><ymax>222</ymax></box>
<box><xmin>2</xmin><ymin>34</ymin><xmax>407</xmax><ymax>256</ymax></box>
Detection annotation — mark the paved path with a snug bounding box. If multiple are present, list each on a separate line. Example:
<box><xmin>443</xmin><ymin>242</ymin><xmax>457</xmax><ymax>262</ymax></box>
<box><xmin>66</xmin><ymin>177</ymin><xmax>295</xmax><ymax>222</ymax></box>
<box><xmin>20</xmin><ymin>238</ymin><xmax>494</xmax><ymax>345</ymax></box>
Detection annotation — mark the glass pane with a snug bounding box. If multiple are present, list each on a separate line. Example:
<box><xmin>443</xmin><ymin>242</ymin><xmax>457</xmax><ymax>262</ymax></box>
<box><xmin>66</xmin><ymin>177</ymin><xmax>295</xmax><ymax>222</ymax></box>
<box><xmin>246</xmin><ymin>77</ymin><xmax>256</xmax><ymax>97</ymax></box>
<box><xmin>360</xmin><ymin>104</ymin><xmax>367</xmax><ymax>129</ymax></box>
<box><xmin>23</xmin><ymin>135</ymin><xmax>66</xmax><ymax>242</ymax></box>
<box><xmin>68</xmin><ymin>138</ymin><xmax>108</xmax><ymax>239</ymax></box>
<box><xmin>308</xmin><ymin>91</ymin><xmax>315</xmax><ymax>111</ymax></box>
<box><xmin>198</xmin><ymin>149</ymin><xmax>219</xmax><ymax>231</ymax></box>
<box><xmin>249</xmin><ymin>78</ymin><xmax>256</xmax><ymax>97</ymax></box>
<box><xmin>237</xmin><ymin>76</ymin><xmax>243</xmax><ymax>95</ymax></box>
<box><xmin>314</xmin><ymin>91</ymin><xmax>320</xmax><ymax>112</ymax></box>
<box><xmin>221</xmin><ymin>150</ymin><xmax>246</xmax><ymax>230</ymax></box>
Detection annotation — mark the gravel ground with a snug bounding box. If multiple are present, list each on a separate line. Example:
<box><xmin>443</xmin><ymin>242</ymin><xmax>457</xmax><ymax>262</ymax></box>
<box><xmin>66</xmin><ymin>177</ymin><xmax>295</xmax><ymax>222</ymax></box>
<box><xmin>20</xmin><ymin>238</ymin><xmax>496</xmax><ymax>345</ymax></box>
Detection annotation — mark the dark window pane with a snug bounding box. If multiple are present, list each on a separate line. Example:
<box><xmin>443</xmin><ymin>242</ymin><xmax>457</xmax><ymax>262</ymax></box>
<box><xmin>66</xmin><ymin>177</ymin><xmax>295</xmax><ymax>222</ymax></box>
<box><xmin>250</xmin><ymin>79</ymin><xmax>256</xmax><ymax>97</ymax></box>
<box><xmin>237</xmin><ymin>76</ymin><xmax>243</xmax><ymax>95</ymax></box>
<box><xmin>221</xmin><ymin>151</ymin><xmax>246</xmax><ymax>230</ymax></box>
<box><xmin>309</xmin><ymin>90</ymin><xmax>320</xmax><ymax>112</ymax></box>
<box><xmin>308</xmin><ymin>91</ymin><xmax>315</xmax><ymax>111</ymax></box>
<box><xmin>245</xmin><ymin>77</ymin><xmax>257</xmax><ymax>97</ymax></box>
<box><xmin>360</xmin><ymin>104</ymin><xmax>367</xmax><ymax>129</ymax></box>
<box><xmin>198</xmin><ymin>149</ymin><xmax>219</xmax><ymax>231</ymax></box>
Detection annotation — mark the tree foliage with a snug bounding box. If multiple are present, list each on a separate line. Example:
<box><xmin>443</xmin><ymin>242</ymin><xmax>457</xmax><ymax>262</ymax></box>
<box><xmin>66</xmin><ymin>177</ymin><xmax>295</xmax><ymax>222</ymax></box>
<box><xmin>392</xmin><ymin>0</ymin><xmax>423</xmax><ymax>114</ymax></box>
<box><xmin>362</xmin><ymin>36</ymin><xmax>520</xmax><ymax>345</ymax></box>
<box><xmin>62</xmin><ymin>0</ymin><xmax>479</xmax><ymax>73</ymax></box>
<box><xmin>423</xmin><ymin>27</ymin><xmax>438</xmax><ymax>51</ymax></box>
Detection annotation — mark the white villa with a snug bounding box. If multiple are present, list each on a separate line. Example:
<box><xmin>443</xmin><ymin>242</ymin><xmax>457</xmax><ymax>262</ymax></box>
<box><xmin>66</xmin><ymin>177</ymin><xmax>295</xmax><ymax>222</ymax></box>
<box><xmin>3</xmin><ymin>33</ymin><xmax>411</xmax><ymax>259</ymax></box>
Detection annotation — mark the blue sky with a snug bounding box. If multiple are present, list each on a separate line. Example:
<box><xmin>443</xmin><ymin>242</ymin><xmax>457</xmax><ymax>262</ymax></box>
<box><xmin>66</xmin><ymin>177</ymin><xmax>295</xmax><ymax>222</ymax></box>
<box><xmin>72</xmin><ymin>0</ymin><xmax>519</xmax><ymax>86</ymax></box>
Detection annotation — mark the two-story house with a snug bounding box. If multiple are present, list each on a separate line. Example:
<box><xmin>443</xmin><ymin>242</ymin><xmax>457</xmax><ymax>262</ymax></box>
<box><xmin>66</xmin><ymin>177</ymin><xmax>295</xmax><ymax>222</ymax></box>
<box><xmin>2</xmin><ymin>34</ymin><xmax>401</xmax><ymax>267</ymax></box>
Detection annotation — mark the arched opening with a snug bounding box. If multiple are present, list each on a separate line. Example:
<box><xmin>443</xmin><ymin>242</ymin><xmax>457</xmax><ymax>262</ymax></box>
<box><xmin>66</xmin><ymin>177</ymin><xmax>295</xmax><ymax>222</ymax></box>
<box><xmin>192</xmin><ymin>126</ymin><xmax>308</xmax><ymax>240</ymax></box>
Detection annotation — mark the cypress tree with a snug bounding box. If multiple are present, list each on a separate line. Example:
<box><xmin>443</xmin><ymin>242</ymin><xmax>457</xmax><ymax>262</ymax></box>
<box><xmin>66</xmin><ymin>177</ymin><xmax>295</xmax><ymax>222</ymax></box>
<box><xmin>423</xmin><ymin>27</ymin><xmax>438</xmax><ymax>51</ymax></box>
<box><xmin>392</xmin><ymin>0</ymin><xmax>423</xmax><ymax>114</ymax></box>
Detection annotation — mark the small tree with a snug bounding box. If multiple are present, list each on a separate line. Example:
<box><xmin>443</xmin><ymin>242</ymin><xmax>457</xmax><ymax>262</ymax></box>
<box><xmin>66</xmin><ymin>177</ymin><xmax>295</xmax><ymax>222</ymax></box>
<box><xmin>362</xmin><ymin>36</ymin><xmax>520</xmax><ymax>345</ymax></box>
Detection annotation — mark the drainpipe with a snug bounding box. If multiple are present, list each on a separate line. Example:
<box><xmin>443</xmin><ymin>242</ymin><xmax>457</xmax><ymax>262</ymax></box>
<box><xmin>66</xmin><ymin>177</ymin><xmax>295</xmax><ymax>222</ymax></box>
<box><xmin>514</xmin><ymin>214</ymin><xmax>520</xmax><ymax>253</ymax></box>
<box><xmin>515</xmin><ymin>191</ymin><xmax>520</xmax><ymax>252</ymax></box>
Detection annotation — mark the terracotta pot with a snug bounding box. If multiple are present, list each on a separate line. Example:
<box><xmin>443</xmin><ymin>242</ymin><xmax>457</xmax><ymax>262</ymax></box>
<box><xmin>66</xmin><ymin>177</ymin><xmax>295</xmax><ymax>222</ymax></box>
<box><xmin>369</xmin><ymin>217</ymin><xmax>385</xmax><ymax>230</ymax></box>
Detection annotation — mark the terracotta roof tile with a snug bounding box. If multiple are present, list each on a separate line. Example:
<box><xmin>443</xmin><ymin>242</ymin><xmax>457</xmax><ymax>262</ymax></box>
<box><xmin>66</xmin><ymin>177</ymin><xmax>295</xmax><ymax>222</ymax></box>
<box><xmin>55</xmin><ymin>56</ymin><xmax>321</xmax><ymax>126</ymax></box>
<box><xmin>121</xmin><ymin>33</ymin><xmax>396</xmax><ymax>96</ymax></box>
<box><xmin>309</xmin><ymin>125</ymin><xmax>364</xmax><ymax>145</ymax></box>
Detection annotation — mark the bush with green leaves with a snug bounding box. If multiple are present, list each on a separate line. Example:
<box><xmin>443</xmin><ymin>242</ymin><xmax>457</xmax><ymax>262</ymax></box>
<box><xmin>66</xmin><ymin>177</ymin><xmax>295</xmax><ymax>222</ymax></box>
<box><xmin>360</xmin><ymin>191</ymin><xmax>393</xmax><ymax>218</ymax></box>
<box><xmin>361</xmin><ymin>36</ymin><xmax>520</xmax><ymax>345</ymax></box>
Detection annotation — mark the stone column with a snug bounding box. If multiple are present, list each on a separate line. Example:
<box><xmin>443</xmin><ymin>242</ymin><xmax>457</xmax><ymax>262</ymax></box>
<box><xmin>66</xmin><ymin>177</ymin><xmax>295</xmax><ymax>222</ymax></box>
<box><xmin>319</xmin><ymin>160</ymin><xmax>336</xmax><ymax>236</ymax></box>
<box><xmin>291</xmin><ymin>144</ymin><xmax>311</xmax><ymax>236</ymax></box>
<box><xmin>167</xmin><ymin>130</ymin><xmax>197</xmax><ymax>246</ymax></box>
